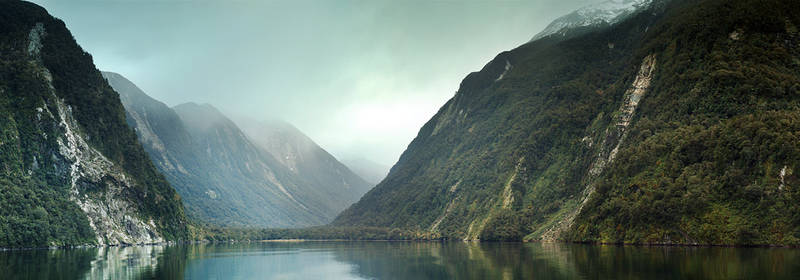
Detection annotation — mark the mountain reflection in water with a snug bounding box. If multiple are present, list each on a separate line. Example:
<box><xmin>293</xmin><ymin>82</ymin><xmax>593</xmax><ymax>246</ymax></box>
<box><xmin>1</xmin><ymin>242</ymin><xmax>798</xmax><ymax>279</ymax></box>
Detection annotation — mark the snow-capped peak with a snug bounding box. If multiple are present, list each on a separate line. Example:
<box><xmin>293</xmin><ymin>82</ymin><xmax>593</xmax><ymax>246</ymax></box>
<box><xmin>531</xmin><ymin>0</ymin><xmax>651</xmax><ymax>42</ymax></box>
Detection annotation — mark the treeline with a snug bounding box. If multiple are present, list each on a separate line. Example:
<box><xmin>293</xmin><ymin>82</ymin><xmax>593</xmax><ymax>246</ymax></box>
<box><xmin>197</xmin><ymin>226</ymin><xmax>440</xmax><ymax>241</ymax></box>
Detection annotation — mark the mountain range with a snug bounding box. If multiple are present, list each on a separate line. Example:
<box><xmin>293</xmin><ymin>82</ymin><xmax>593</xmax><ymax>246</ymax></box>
<box><xmin>104</xmin><ymin>72</ymin><xmax>372</xmax><ymax>228</ymax></box>
<box><xmin>3</xmin><ymin>0</ymin><xmax>799</xmax><ymax>248</ymax></box>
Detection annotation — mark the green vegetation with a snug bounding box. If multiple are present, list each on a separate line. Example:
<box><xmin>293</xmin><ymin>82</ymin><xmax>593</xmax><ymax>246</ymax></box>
<box><xmin>335</xmin><ymin>0</ymin><xmax>656</xmax><ymax>240</ymax></box>
<box><xmin>336</xmin><ymin>0</ymin><xmax>800</xmax><ymax>246</ymax></box>
<box><xmin>199</xmin><ymin>226</ymin><xmax>427</xmax><ymax>241</ymax></box>
<box><xmin>0</xmin><ymin>1</ymin><xmax>188</xmax><ymax>247</ymax></box>
<box><xmin>568</xmin><ymin>0</ymin><xmax>800</xmax><ymax>245</ymax></box>
<box><xmin>3</xmin><ymin>0</ymin><xmax>799</xmax><ymax>247</ymax></box>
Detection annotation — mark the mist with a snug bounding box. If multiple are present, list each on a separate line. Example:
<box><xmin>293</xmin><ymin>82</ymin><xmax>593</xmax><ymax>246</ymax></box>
<box><xmin>29</xmin><ymin>0</ymin><xmax>596</xmax><ymax>166</ymax></box>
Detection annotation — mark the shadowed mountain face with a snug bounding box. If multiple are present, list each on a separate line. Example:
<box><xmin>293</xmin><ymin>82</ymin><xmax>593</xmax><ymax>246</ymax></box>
<box><xmin>0</xmin><ymin>1</ymin><xmax>188</xmax><ymax>248</ymax></box>
<box><xmin>104</xmin><ymin>72</ymin><xmax>371</xmax><ymax>227</ymax></box>
<box><xmin>335</xmin><ymin>0</ymin><xmax>800</xmax><ymax>246</ymax></box>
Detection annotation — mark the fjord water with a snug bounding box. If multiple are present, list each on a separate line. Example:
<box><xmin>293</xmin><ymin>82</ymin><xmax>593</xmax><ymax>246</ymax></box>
<box><xmin>1</xmin><ymin>242</ymin><xmax>798</xmax><ymax>280</ymax></box>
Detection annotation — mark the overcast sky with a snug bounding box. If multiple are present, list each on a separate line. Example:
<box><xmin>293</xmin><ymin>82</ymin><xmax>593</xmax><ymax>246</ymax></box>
<box><xmin>30</xmin><ymin>0</ymin><xmax>596</xmax><ymax>166</ymax></box>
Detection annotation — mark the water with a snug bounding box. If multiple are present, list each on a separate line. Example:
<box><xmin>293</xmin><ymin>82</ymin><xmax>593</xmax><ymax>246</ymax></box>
<box><xmin>1</xmin><ymin>242</ymin><xmax>798</xmax><ymax>279</ymax></box>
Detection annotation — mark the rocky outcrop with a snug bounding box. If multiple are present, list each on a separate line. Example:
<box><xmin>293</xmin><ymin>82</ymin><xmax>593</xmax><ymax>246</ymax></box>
<box><xmin>54</xmin><ymin>96</ymin><xmax>163</xmax><ymax>245</ymax></box>
<box><xmin>27</xmin><ymin>23</ymin><xmax>164</xmax><ymax>246</ymax></box>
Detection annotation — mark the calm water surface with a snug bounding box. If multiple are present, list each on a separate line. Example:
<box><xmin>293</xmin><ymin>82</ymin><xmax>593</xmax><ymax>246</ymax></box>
<box><xmin>1</xmin><ymin>241</ymin><xmax>798</xmax><ymax>279</ymax></box>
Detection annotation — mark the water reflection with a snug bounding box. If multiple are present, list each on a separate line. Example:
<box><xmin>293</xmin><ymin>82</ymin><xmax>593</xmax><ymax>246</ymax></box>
<box><xmin>333</xmin><ymin>242</ymin><xmax>800</xmax><ymax>279</ymax></box>
<box><xmin>0</xmin><ymin>247</ymin><xmax>95</xmax><ymax>279</ymax></box>
<box><xmin>179</xmin><ymin>243</ymin><xmax>362</xmax><ymax>279</ymax></box>
<box><xmin>1</xmin><ymin>242</ymin><xmax>799</xmax><ymax>279</ymax></box>
<box><xmin>84</xmin><ymin>245</ymin><xmax>162</xmax><ymax>279</ymax></box>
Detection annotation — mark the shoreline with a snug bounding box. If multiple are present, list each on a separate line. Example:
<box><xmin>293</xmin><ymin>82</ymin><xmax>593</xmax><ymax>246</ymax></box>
<box><xmin>3</xmin><ymin>239</ymin><xmax>798</xmax><ymax>251</ymax></box>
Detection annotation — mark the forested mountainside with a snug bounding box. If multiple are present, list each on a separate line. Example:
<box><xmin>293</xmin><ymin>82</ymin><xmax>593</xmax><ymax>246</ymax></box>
<box><xmin>0</xmin><ymin>1</ymin><xmax>188</xmax><ymax>248</ymax></box>
<box><xmin>104</xmin><ymin>72</ymin><xmax>371</xmax><ymax>227</ymax></box>
<box><xmin>335</xmin><ymin>0</ymin><xmax>800</xmax><ymax>245</ymax></box>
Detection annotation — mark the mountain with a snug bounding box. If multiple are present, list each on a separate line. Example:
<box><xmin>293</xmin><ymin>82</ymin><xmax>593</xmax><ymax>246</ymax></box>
<box><xmin>172</xmin><ymin>102</ymin><xmax>329</xmax><ymax>227</ymax></box>
<box><xmin>341</xmin><ymin>157</ymin><xmax>390</xmax><ymax>185</ymax></box>
<box><xmin>104</xmin><ymin>72</ymin><xmax>370</xmax><ymax>227</ymax></box>
<box><xmin>335</xmin><ymin>0</ymin><xmax>800</xmax><ymax>246</ymax></box>
<box><xmin>235</xmin><ymin>118</ymin><xmax>373</xmax><ymax>212</ymax></box>
<box><xmin>531</xmin><ymin>0</ymin><xmax>651</xmax><ymax>41</ymax></box>
<box><xmin>0</xmin><ymin>1</ymin><xmax>189</xmax><ymax>248</ymax></box>
<box><xmin>103</xmin><ymin>72</ymin><xmax>317</xmax><ymax>227</ymax></box>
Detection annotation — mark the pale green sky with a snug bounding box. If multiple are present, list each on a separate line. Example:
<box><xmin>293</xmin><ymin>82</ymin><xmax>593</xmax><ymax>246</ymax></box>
<box><xmin>29</xmin><ymin>0</ymin><xmax>596</xmax><ymax>166</ymax></box>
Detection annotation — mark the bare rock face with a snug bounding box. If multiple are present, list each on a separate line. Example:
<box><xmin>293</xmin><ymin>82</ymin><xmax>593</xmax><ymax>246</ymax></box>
<box><xmin>29</xmin><ymin>23</ymin><xmax>163</xmax><ymax>246</ymax></box>
<box><xmin>54</xmin><ymin>97</ymin><xmax>163</xmax><ymax>245</ymax></box>
<box><xmin>1</xmin><ymin>2</ymin><xmax>187</xmax><ymax>248</ymax></box>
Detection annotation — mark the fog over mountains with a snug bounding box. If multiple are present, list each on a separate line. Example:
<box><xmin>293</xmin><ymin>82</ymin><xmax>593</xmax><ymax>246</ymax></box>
<box><xmin>3</xmin><ymin>0</ymin><xmax>800</xmax><ymax>249</ymax></box>
<box><xmin>104</xmin><ymin>72</ymin><xmax>372</xmax><ymax>228</ymax></box>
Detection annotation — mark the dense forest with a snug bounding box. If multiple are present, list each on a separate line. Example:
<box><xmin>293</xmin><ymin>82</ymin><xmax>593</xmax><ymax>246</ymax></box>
<box><xmin>568</xmin><ymin>0</ymin><xmax>800</xmax><ymax>245</ymax></box>
<box><xmin>335</xmin><ymin>0</ymin><xmax>800</xmax><ymax>246</ymax></box>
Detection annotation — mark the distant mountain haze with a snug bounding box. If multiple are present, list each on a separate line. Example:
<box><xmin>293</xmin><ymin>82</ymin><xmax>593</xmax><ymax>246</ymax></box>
<box><xmin>28</xmin><ymin>0</ymin><xmax>598</xmax><ymax>170</ymax></box>
<box><xmin>104</xmin><ymin>71</ymin><xmax>371</xmax><ymax>228</ymax></box>
<box><xmin>234</xmin><ymin>117</ymin><xmax>373</xmax><ymax>213</ymax></box>
<box><xmin>341</xmin><ymin>157</ymin><xmax>390</xmax><ymax>185</ymax></box>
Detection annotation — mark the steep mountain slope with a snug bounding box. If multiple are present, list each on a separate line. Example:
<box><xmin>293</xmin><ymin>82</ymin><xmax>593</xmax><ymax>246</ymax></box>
<box><xmin>105</xmin><ymin>72</ymin><xmax>369</xmax><ymax>227</ymax></box>
<box><xmin>335</xmin><ymin>0</ymin><xmax>800</xmax><ymax>245</ymax></box>
<box><xmin>0</xmin><ymin>1</ymin><xmax>188</xmax><ymax>248</ymax></box>
<box><xmin>236</xmin><ymin>118</ymin><xmax>373</xmax><ymax>213</ymax></box>
<box><xmin>341</xmin><ymin>157</ymin><xmax>390</xmax><ymax>185</ymax></box>
<box><xmin>172</xmin><ymin>102</ymin><xmax>328</xmax><ymax>227</ymax></box>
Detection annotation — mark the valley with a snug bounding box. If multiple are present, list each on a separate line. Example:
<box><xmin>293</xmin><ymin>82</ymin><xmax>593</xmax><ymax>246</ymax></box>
<box><xmin>1</xmin><ymin>0</ymin><xmax>799</xmax><ymax>254</ymax></box>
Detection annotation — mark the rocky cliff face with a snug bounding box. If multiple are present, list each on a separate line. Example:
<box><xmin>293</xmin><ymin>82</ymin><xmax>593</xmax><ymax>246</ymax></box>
<box><xmin>0</xmin><ymin>1</ymin><xmax>187</xmax><ymax>248</ymax></box>
<box><xmin>53</xmin><ymin>90</ymin><xmax>164</xmax><ymax>245</ymax></box>
<box><xmin>336</xmin><ymin>0</ymin><xmax>800</xmax><ymax>246</ymax></box>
